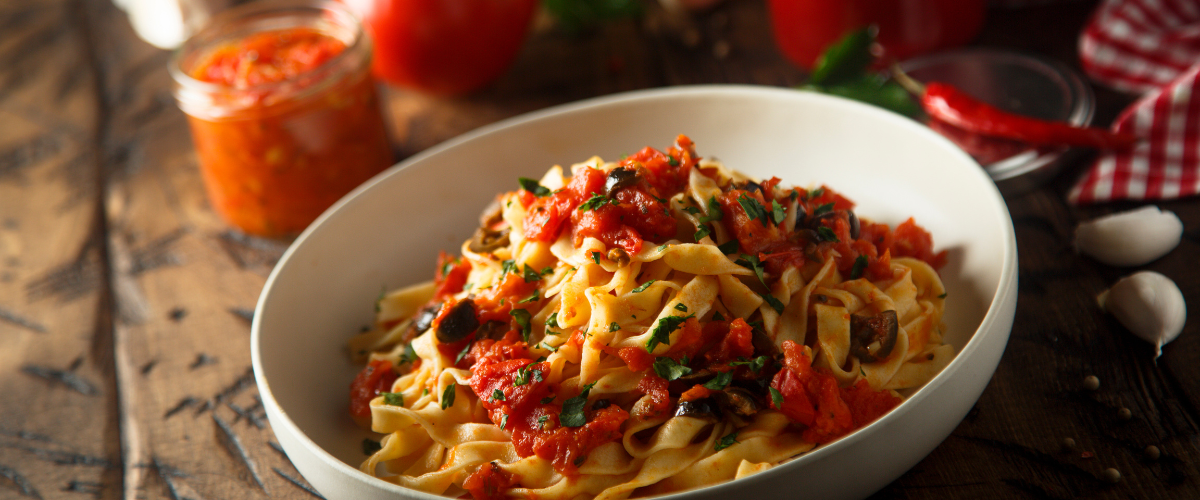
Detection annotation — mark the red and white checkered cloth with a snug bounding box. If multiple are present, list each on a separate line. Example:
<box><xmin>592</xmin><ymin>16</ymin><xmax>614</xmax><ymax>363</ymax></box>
<box><xmin>1069</xmin><ymin>0</ymin><xmax>1200</xmax><ymax>204</ymax></box>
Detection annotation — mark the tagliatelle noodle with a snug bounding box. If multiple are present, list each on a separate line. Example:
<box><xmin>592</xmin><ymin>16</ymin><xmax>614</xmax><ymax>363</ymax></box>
<box><xmin>347</xmin><ymin>138</ymin><xmax>952</xmax><ymax>500</ymax></box>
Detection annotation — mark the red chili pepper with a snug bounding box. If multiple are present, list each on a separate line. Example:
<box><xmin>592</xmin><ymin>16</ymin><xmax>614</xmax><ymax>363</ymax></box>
<box><xmin>921</xmin><ymin>81</ymin><xmax>1139</xmax><ymax>151</ymax></box>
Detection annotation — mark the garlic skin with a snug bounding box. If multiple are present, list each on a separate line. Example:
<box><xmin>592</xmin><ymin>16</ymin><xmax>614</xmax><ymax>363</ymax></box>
<box><xmin>1074</xmin><ymin>206</ymin><xmax>1183</xmax><ymax>266</ymax></box>
<box><xmin>1098</xmin><ymin>271</ymin><xmax>1187</xmax><ymax>359</ymax></box>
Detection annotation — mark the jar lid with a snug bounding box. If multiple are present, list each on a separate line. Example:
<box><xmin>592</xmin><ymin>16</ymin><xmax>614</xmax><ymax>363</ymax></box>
<box><xmin>899</xmin><ymin>48</ymin><xmax>1095</xmax><ymax>196</ymax></box>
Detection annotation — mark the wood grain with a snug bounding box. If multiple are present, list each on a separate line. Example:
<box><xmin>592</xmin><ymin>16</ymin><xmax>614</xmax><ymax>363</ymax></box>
<box><xmin>2</xmin><ymin>0</ymin><xmax>1198</xmax><ymax>499</ymax></box>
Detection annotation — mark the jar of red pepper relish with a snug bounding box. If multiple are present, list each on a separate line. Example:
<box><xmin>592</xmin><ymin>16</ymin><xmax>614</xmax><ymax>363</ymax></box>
<box><xmin>171</xmin><ymin>0</ymin><xmax>393</xmax><ymax>238</ymax></box>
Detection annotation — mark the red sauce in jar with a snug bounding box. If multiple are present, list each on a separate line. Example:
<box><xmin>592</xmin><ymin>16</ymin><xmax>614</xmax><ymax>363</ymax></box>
<box><xmin>177</xmin><ymin>14</ymin><xmax>393</xmax><ymax>238</ymax></box>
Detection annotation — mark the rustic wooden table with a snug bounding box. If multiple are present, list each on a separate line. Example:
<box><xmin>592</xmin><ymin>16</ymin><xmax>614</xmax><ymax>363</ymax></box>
<box><xmin>2</xmin><ymin>0</ymin><xmax>1197</xmax><ymax>499</ymax></box>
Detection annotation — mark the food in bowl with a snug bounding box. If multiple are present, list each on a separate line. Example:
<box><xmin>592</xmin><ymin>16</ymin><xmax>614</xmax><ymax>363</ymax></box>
<box><xmin>345</xmin><ymin>135</ymin><xmax>954</xmax><ymax>499</ymax></box>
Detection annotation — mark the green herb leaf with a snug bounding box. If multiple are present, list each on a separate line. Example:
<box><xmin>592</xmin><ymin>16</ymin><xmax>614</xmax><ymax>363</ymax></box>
<box><xmin>609</xmin><ymin>322</ymin><xmax>620</xmax><ymax>332</ymax></box>
<box><xmin>770</xmin><ymin>200</ymin><xmax>786</xmax><ymax>225</ymax></box>
<box><xmin>546</xmin><ymin>312</ymin><xmax>560</xmax><ymax>328</ymax></box>
<box><xmin>382</xmin><ymin>392</ymin><xmax>404</xmax><ymax>406</ymax></box>
<box><xmin>518</xmin><ymin>290</ymin><xmax>540</xmax><ymax>304</ymax></box>
<box><xmin>362</xmin><ymin>438</ymin><xmax>382</xmax><ymax>455</ymax></box>
<box><xmin>714</xmin><ymin>430</ymin><xmax>739</xmax><ymax>451</ymax></box>
<box><xmin>712</xmin><ymin>311</ymin><xmax>725</xmax><ymax>321</ymax></box>
<box><xmin>666</xmin><ymin>155</ymin><xmax>680</xmax><ymax>166</ymax></box>
<box><xmin>400</xmin><ymin>342</ymin><xmax>418</xmax><ymax>364</ymax></box>
<box><xmin>523</xmin><ymin>264</ymin><xmax>543</xmax><ymax>283</ymax></box>
<box><xmin>455</xmin><ymin>340</ymin><xmax>474</xmax><ymax>363</ymax></box>
<box><xmin>850</xmin><ymin>255</ymin><xmax>868</xmax><ymax>279</ymax></box>
<box><xmin>519</xmin><ymin>177</ymin><xmax>551</xmax><ymax>197</ymax></box>
<box><xmin>541</xmin><ymin>395</ymin><xmax>557</xmax><ymax>405</ymax></box>
<box><xmin>500</xmin><ymin>259</ymin><xmax>517</xmax><ymax>275</ymax></box>
<box><xmin>656</xmin><ymin>243</ymin><xmax>669</xmax><ymax>252</ymax></box>
<box><xmin>769</xmin><ymin>387</ymin><xmax>784</xmax><ymax>409</ymax></box>
<box><xmin>737</xmin><ymin>193</ymin><xmax>770</xmax><ymax>227</ymax></box>
<box><xmin>813</xmin><ymin>202</ymin><xmax>835</xmax><ymax>216</ymax></box>
<box><xmin>817</xmin><ymin>226</ymin><xmax>840</xmax><ymax>243</ymax></box>
<box><xmin>808</xmin><ymin>27</ymin><xmax>874</xmax><ymax>86</ymax></box>
<box><xmin>645</xmin><ymin>314</ymin><xmax>694</xmax><ymax>352</ymax></box>
<box><xmin>674</xmin><ymin>303</ymin><xmax>688</xmax><ymax>312</ymax></box>
<box><xmin>591</xmin><ymin>252</ymin><xmax>601</xmax><ymax>265</ymax></box>
<box><xmin>492</xmin><ymin>389</ymin><xmax>505</xmax><ymax>402</ymax></box>
<box><xmin>538</xmin><ymin>415</ymin><xmax>550</xmax><ymax>429</ymax></box>
<box><xmin>938</xmin><ymin>292</ymin><xmax>948</xmax><ymax>299</ymax></box>
<box><xmin>441</xmin><ymin>384</ymin><xmax>456</xmax><ymax>410</ymax></box>
<box><xmin>731</xmin><ymin>355</ymin><xmax>770</xmax><ymax>373</ymax></box>
<box><xmin>501</xmin><ymin>413</ymin><xmax>509</xmax><ymax>430</ymax></box>
<box><xmin>510</xmin><ymin>308</ymin><xmax>533</xmax><ymax>343</ymax></box>
<box><xmin>683</xmin><ymin>206</ymin><xmax>702</xmax><ymax>216</ymax></box>
<box><xmin>694</xmin><ymin>224</ymin><xmax>712</xmax><ymax>241</ymax></box>
<box><xmin>651</xmin><ymin>357</ymin><xmax>693</xmax><ymax>381</ymax></box>
<box><xmin>700</xmin><ymin>196</ymin><xmax>724</xmax><ymax>223</ymax></box>
<box><xmin>703</xmin><ymin>371</ymin><xmax>733</xmax><ymax>390</ymax></box>
<box><xmin>560</xmin><ymin>382</ymin><xmax>597</xmax><ymax>428</ymax></box>
<box><xmin>717</xmin><ymin>240</ymin><xmax>739</xmax><ymax>255</ymax></box>
<box><xmin>632</xmin><ymin>280</ymin><xmax>655</xmax><ymax>293</ymax></box>
<box><xmin>808</xmin><ymin>187</ymin><xmax>825</xmax><ymax>200</ymax></box>
<box><xmin>579</xmin><ymin>193</ymin><xmax>615</xmax><ymax>211</ymax></box>
<box><xmin>735</xmin><ymin>254</ymin><xmax>767</xmax><ymax>286</ymax></box>
<box><xmin>760</xmin><ymin>292</ymin><xmax>785</xmax><ymax>314</ymax></box>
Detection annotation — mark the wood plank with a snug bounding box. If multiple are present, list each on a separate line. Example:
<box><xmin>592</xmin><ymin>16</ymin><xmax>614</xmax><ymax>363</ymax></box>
<box><xmin>0</xmin><ymin>1</ymin><xmax>121</xmax><ymax>499</ymax></box>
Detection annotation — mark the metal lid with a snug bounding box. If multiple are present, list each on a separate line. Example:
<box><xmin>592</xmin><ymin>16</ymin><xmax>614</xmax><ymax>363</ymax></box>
<box><xmin>900</xmin><ymin>48</ymin><xmax>1095</xmax><ymax>196</ymax></box>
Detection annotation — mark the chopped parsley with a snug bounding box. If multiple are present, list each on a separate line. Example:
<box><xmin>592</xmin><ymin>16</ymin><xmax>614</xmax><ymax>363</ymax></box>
<box><xmin>362</xmin><ymin>438</ymin><xmax>382</xmax><ymax>455</ymax></box>
<box><xmin>717</xmin><ymin>240</ymin><xmax>739</xmax><ymax>254</ymax></box>
<box><xmin>523</xmin><ymin>264</ymin><xmax>543</xmax><ymax>283</ymax></box>
<box><xmin>541</xmin><ymin>342</ymin><xmax>560</xmax><ymax>352</ymax></box>
<box><xmin>518</xmin><ymin>290</ymin><xmax>540</xmax><ymax>304</ymax></box>
<box><xmin>703</xmin><ymin>371</ymin><xmax>733</xmax><ymax>390</ymax></box>
<box><xmin>579</xmin><ymin>193</ymin><xmax>617</xmax><ymax>211</ymax></box>
<box><xmin>632</xmin><ymin>280</ymin><xmax>655</xmax><ymax>293</ymax></box>
<box><xmin>700</xmin><ymin>196</ymin><xmax>724</xmax><ymax>223</ymax></box>
<box><xmin>674</xmin><ymin>303</ymin><xmax>688</xmax><ymax>312</ymax></box>
<box><xmin>382</xmin><ymin>392</ymin><xmax>404</xmax><ymax>406</ymax></box>
<box><xmin>730</xmin><ymin>355</ymin><xmax>770</xmax><ymax>373</ymax></box>
<box><xmin>714</xmin><ymin>430</ymin><xmax>739</xmax><ymax>451</ymax></box>
<box><xmin>850</xmin><ymin>255</ymin><xmax>868</xmax><ymax>279</ymax></box>
<box><xmin>666</xmin><ymin>155</ymin><xmax>680</xmax><ymax>166</ymax></box>
<box><xmin>769</xmin><ymin>387</ymin><xmax>784</xmax><ymax>409</ymax></box>
<box><xmin>501</xmin><ymin>414</ymin><xmax>509</xmax><ymax>430</ymax></box>
<box><xmin>591</xmin><ymin>252</ymin><xmax>601</xmax><ymax>265</ymax></box>
<box><xmin>399</xmin><ymin>342</ymin><xmax>418</xmax><ymax>365</ymax></box>
<box><xmin>559</xmin><ymin>382</ymin><xmax>597</xmax><ymax>428</ymax></box>
<box><xmin>492</xmin><ymin>389</ymin><xmax>505</xmax><ymax>402</ymax></box>
<box><xmin>500</xmin><ymin>259</ymin><xmax>518</xmax><ymax>275</ymax></box>
<box><xmin>609</xmin><ymin>322</ymin><xmax>620</xmax><ymax>332</ymax></box>
<box><xmin>737</xmin><ymin>193</ymin><xmax>770</xmax><ymax>227</ymax></box>
<box><xmin>514</xmin><ymin>364</ymin><xmax>542</xmax><ymax>386</ymax></box>
<box><xmin>938</xmin><ymin>292</ymin><xmax>948</xmax><ymax>299</ymax></box>
<box><xmin>645</xmin><ymin>314</ymin><xmax>694</xmax><ymax>352</ymax></box>
<box><xmin>712</xmin><ymin>311</ymin><xmax>725</xmax><ymax>321</ymax></box>
<box><xmin>518</xmin><ymin>177</ymin><xmax>551</xmax><ymax>197</ymax></box>
<box><xmin>510</xmin><ymin>308</ymin><xmax>533</xmax><ymax>342</ymax></box>
<box><xmin>694</xmin><ymin>224</ymin><xmax>712</xmax><ymax>241</ymax></box>
<box><xmin>808</xmin><ymin>187</ymin><xmax>825</xmax><ymax>200</ymax></box>
<box><xmin>375</xmin><ymin>286</ymin><xmax>387</xmax><ymax>313</ymax></box>
<box><xmin>770</xmin><ymin>200</ymin><xmax>786</xmax><ymax>224</ymax></box>
<box><xmin>441</xmin><ymin>384</ymin><xmax>456</xmax><ymax>409</ymax></box>
<box><xmin>656</xmin><ymin>243</ymin><xmax>669</xmax><ymax>252</ymax></box>
<box><xmin>455</xmin><ymin>340</ymin><xmax>474</xmax><ymax>363</ymax></box>
<box><xmin>538</xmin><ymin>415</ymin><xmax>550</xmax><ymax>429</ymax></box>
<box><xmin>760</xmin><ymin>292</ymin><xmax>784</xmax><ymax>314</ymax></box>
<box><xmin>546</xmin><ymin>312</ymin><xmax>560</xmax><ymax>328</ymax></box>
<box><xmin>422</xmin><ymin>388</ymin><xmax>429</xmax><ymax>397</ymax></box>
<box><xmin>735</xmin><ymin>254</ymin><xmax>767</xmax><ymax>286</ymax></box>
<box><xmin>813</xmin><ymin>202</ymin><xmax>835</xmax><ymax>217</ymax></box>
<box><xmin>541</xmin><ymin>395</ymin><xmax>557</xmax><ymax>405</ymax></box>
<box><xmin>651</xmin><ymin>357</ymin><xmax>692</xmax><ymax>381</ymax></box>
<box><xmin>817</xmin><ymin>226</ymin><xmax>839</xmax><ymax>242</ymax></box>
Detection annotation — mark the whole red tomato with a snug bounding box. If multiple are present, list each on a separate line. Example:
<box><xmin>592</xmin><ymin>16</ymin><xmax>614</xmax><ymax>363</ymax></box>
<box><xmin>340</xmin><ymin>0</ymin><xmax>538</xmax><ymax>96</ymax></box>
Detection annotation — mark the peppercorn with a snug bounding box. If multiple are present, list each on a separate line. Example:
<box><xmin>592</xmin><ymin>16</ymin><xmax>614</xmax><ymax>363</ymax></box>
<box><xmin>1083</xmin><ymin>375</ymin><xmax>1100</xmax><ymax>391</ymax></box>
<box><xmin>1061</xmin><ymin>437</ymin><xmax>1077</xmax><ymax>451</ymax></box>
<box><xmin>1117</xmin><ymin>407</ymin><xmax>1132</xmax><ymax>421</ymax></box>
<box><xmin>1144</xmin><ymin>445</ymin><xmax>1161</xmax><ymax>460</ymax></box>
<box><xmin>1102</xmin><ymin>468</ymin><xmax>1121</xmax><ymax>484</ymax></box>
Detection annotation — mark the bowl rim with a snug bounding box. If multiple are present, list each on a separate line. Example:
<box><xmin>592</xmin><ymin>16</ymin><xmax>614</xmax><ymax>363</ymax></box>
<box><xmin>251</xmin><ymin>83</ymin><xmax>1018</xmax><ymax>500</ymax></box>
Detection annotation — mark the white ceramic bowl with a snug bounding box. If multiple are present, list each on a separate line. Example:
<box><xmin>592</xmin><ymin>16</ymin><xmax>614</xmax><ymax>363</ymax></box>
<box><xmin>252</xmin><ymin>85</ymin><xmax>1018</xmax><ymax>500</ymax></box>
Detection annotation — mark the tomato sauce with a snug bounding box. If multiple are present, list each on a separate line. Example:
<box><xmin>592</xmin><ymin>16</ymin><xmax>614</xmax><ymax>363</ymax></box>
<box><xmin>349</xmin><ymin>359</ymin><xmax>397</xmax><ymax>426</ymax></box>
<box><xmin>176</xmin><ymin>15</ymin><xmax>393</xmax><ymax>238</ymax></box>
<box><xmin>768</xmin><ymin>341</ymin><xmax>901</xmax><ymax>444</ymax></box>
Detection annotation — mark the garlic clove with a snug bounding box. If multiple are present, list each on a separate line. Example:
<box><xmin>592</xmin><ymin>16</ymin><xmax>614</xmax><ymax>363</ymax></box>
<box><xmin>1074</xmin><ymin>206</ymin><xmax>1183</xmax><ymax>267</ymax></box>
<box><xmin>1097</xmin><ymin>271</ymin><xmax>1187</xmax><ymax>359</ymax></box>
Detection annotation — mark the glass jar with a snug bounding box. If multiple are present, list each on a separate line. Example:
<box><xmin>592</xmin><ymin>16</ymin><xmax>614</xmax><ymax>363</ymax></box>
<box><xmin>768</xmin><ymin>0</ymin><xmax>986</xmax><ymax>70</ymax></box>
<box><xmin>171</xmin><ymin>0</ymin><xmax>394</xmax><ymax>238</ymax></box>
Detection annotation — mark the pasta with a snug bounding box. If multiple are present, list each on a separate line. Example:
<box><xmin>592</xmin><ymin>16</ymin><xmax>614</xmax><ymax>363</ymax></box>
<box><xmin>347</xmin><ymin>135</ymin><xmax>954</xmax><ymax>499</ymax></box>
